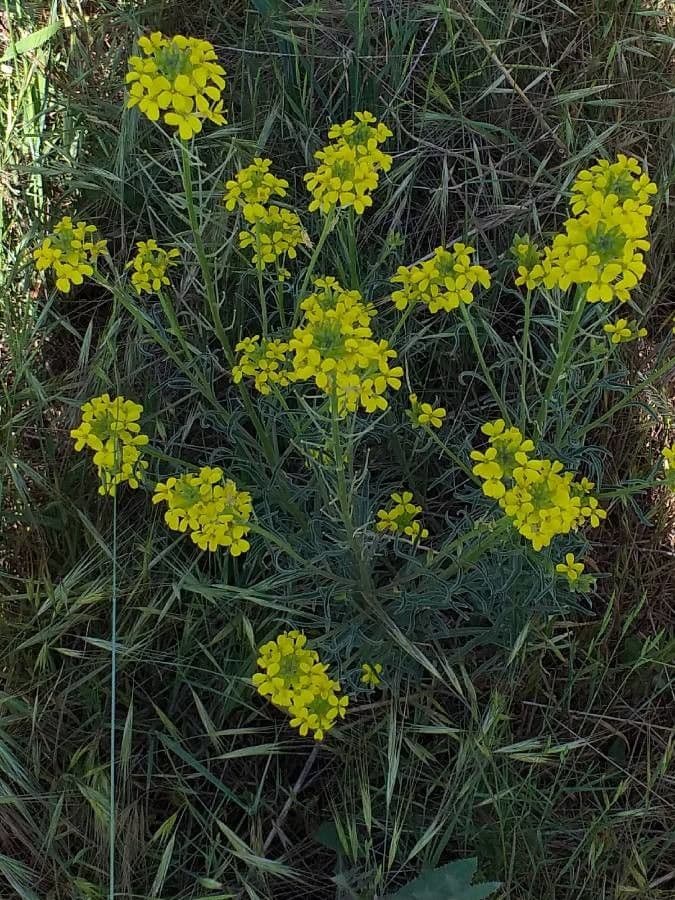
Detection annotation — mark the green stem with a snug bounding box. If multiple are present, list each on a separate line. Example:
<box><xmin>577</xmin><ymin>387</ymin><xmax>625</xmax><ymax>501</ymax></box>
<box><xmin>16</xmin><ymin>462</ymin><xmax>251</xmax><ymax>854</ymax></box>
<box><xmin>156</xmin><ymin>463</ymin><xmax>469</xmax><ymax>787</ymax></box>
<box><xmin>536</xmin><ymin>286</ymin><xmax>586</xmax><ymax>433</ymax></box>
<box><xmin>460</xmin><ymin>304</ymin><xmax>509</xmax><ymax>420</ymax></box>
<box><xmin>578</xmin><ymin>350</ymin><xmax>675</xmax><ymax>438</ymax></box>
<box><xmin>389</xmin><ymin>301</ymin><xmax>417</xmax><ymax>344</ymax></box>
<box><xmin>345</xmin><ymin>207</ymin><xmax>359</xmax><ymax>289</ymax></box>
<box><xmin>179</xmin><ymin>140</ymin><xmax>277</xmax><ymax>466</ymax></box>
<box><xmin>256</xmin><ymin>258</ymin><xmax>268</xmax><ymax>338</ymax></box>
<box><xmin>293</xmin><ymin>211</ymin><xmax>335</xmax><ymax>326</ymax></box>
<box><xmin>424</xmin><ymin>428</ymin><xmax>476</xmax><ymax>481</ymax></box>
<box><xmin>179</xmin><ymin>142</ymin><xmax>233</xmax><ymax>364</ymax></box>
<box><xmin>519</xmin><ymin>288</ymin><xmax>532</xmax><ymax>431</ymax></box>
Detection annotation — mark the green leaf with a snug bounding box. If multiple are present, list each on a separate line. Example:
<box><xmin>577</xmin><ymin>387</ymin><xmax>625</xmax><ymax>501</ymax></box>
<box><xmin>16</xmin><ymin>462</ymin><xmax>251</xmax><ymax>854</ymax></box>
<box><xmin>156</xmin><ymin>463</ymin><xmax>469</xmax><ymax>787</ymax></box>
<box><xmin>387</xmin><ymin>858</ymin><xmax>500</xmax><ymax>900</ymax></box>
<box><xmin>1</xmin><ymin>22</ymin><xmax>63</xmax><ymax>62</ymax></box>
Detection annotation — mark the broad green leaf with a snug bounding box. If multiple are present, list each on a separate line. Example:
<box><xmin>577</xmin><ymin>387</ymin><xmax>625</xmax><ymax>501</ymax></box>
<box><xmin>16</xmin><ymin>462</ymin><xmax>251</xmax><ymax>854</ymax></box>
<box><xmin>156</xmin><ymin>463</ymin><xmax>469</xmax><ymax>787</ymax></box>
<box><xmin>1</xmin><ymin>22</ymin><xmax>63</xmax><ymax>62</ymax></box>
<box><xmin>387</xmin><ymin>857</ymin><xmax>500</xmax><ymax>900</ymax></box>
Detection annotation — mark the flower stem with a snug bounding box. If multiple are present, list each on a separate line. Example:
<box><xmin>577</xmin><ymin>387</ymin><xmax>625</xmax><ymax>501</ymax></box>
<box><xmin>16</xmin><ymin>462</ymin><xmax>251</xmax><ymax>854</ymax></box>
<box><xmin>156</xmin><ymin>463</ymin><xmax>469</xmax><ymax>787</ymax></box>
<box><xmin>460</xmin><ymin>304</ymin><xmax>509</xmax><ymax>420</ymax></box>
<box><xmin>536</xmin><ymin>286</ymin><xmax>586</xmax><ymax>433</ymax></box>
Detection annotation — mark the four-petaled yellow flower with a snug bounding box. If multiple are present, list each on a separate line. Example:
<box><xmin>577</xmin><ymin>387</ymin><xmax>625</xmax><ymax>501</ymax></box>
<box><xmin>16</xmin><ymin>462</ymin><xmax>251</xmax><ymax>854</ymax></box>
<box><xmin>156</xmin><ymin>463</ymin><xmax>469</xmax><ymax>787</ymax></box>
<box><xmin>253</xmin><ymin>630</ymin><xmax>348</xmax><ymax>741</ymax></box>
<box><xmin>126</xmin><ymin>239</ymin><xmax>180</xmax><ymax>295</ymax></box>
<box><xmin>472</xmin><ymin>420</ymin><xmax>606</xmax><ymax>550</ymax></box>
<box><xmin>603</xmin><ymin>318</ymin><xmax>647</xmax><ymax>344</ymax></box>
<box><xmin>512</xmin><ymin>234</ymin><xmax>545</xmax><ymax>291</ymax></box>
<box><xmin>238</xmin><ymin>203</ymin><xmax>306</xmax><ymax>271</ymax></box>
<box><xmin>305</xmin><ymin>111</ymin><xmax>392</xmax><ymax>215</ymax></box>
<box><xmin>408</xmin><ymin>393</ymin><xmax>446</xmax><ymax>429</ymax></box>
<box><xmin>70</xmin><ymin>394</ymin><xmax>149</xmax><ymax>496</ymax></box>
<box><xmin>556</xmin><ymin>553</ymin><xmax>585</xmax><ymax>583</ymax></box>
<box><xmin>391</xmin><ymin>244</ymin><xmax>491</xmax><ymax>314</ymax></box>
<box><xmin>361</xmin><ymin>662</ymin><xmax>383</xmax><ymax>687</ymax></box>
<box><xmin>224</xmin><ymin>158</ymin><xmax>289</xmax><ymax>214</ymax></box>
<box><xmin>376</xmin><ymin>491</ymin><xmax>429</xmax><ymax>542</ymax></box>
<box><xmin>289</xmin><ymin>276</ymin><xmax>402</xmax><ymax>415</ymax></box>
<box><xmin>126</xmin><ymin>32</ymin><xmax>226</xmax><ymax>140</ymax></box>
<box><xmin>570</xmin><ymin>154</ymin><xmax>657</xmax><ymax>218</ymax></box>
<box><xmin>153</xmin><ymin>466</ymin><xmax>253</xmax><ymax>554</ymax></box>
<box><xmin>34</xmin><ymin>216</ymin><xmax>107</xmax><ymax>293</ymax></box>
<box><xmin>232</xmin><ymin>335</ymin><xmax>295</xmax><ymax>395</ymax></box>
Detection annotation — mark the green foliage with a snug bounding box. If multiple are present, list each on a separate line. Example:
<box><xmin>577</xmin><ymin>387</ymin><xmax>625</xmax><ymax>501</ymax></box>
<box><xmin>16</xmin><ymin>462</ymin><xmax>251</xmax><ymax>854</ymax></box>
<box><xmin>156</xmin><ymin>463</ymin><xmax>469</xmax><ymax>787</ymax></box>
<box><xmin>1</xmin><ymin>0</ymin><xmax>674</xmax><ymax>899</ymax></box>
<box><xmin>388</xmin><ymin>857</ymin><xmax>499</xmax><ymax>900</ymax></box>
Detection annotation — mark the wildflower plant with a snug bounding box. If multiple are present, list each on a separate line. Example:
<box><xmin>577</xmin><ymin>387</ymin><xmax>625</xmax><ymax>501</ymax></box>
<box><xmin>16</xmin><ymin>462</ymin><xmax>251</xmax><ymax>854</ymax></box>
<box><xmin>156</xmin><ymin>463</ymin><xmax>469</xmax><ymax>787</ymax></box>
<box><xmin>408</xmin><ymin>394</ymin><xmax>446</xmax><ymax>429</ymax></box>
<box><xmin>238</xmin><ymin>203</ymin><xmax>306</xmax><ymax>272</ymax></box>
<box><xmin>223</xmin><ymin>158</ymin><xmax>289</xmax><ymax>213</ymax></box>
<box><xmin>70</xmin><ymin>394</ymin><xmax>149</xmax><ymax>496</ymax></box>
<box><xmin>33</xmin><ymin>216</ymin><xmax>107</xmax><ymax>293</ymax></box>
<box><xmin>126</xmin><ymin>32</ymin><xmax>226</xmax><ymax>139</ymax></box>
<box><xmin>603</xmin><ymin>318</ymin><xmax>647</xmax><ymax>344</ymax></box>
<box><xmin>252</xmin><ymin>631</ymin><xmax>348</xmax><ymax>741</ymax></box>
<box><xmin>232</xmin><ymin>335</ymin><xmax>295</xmax><ymax>395</ymax></box>
<box><xmin>153</xmin><ymin>467</ymin><xmax>253</xmax><ymax>554</ymax></box>
<box><xmin>304</xmin><ymin>111</ymin><xmax>393</xmax><ymax>215</ymax></box>
<box><xmin>127</xmin><ymin>240</ymin><xmax>180</xmax><ymax>295</ymax></box>
<box><xmin>376</xmin><ymin>491</ymin><xmax>429</xmax><ymax>542</ymax></box>
<box><xmin>391</xmin><ymin>244</ymin><xmax>491</xmax><ymax>314</ymax></box>
<box><xmin>361</xmin><ymin>662</ymin><xmax>383</xmax><ymax>687</ymax></box>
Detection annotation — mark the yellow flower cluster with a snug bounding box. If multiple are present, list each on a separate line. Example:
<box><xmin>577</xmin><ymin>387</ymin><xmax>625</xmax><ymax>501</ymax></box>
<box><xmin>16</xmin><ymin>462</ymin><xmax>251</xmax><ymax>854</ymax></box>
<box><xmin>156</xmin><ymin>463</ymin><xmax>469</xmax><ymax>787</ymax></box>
<box><xmin>70</xmin><ymin>394</ymin><xmax>149</xmax><ymax>496</ymax></box>
<box><xmin>232</xmin><ymin>335</ymin><xmax>294</xmax><ymax>395</ymax></box>
<box><xmin>471</xmin><ymin>419</ymin><xmax>606</xmax><ymax>551</ymax></box>
<box><xmin>126</xmin><ymin>32</ymin><xmax>226</xmax><ymax>140</ymax></box>
<box><xmin>376</xmin><ymin>491</ymin><xmax>429</xmax><ymax>542</ymax></box>
<box><xmin>570</xmin><ymin>154</ymin><xmax>657</xmax><ymax>218</ymax></box>
<box><xmin>361</xmin><ymin>662</ymin><xmax>383</xmax><ymax>687</ymax></box>
<box><xmin>153</xmin><ymin>466</ymin><xmax>252</xmax><ymax>554</ymax></box>
<box><xmin>33</xmin><ymin>216</ymin><xmax>107</xmax><ymax>293</ymax></box>
<box><xmin>408</xmin><ymin>393</ymin><xmax>446</xmax><ymax>429</ymax></box>
<box><xmin>289</xmin><ymin>276</ymin><xmax>402</xmax><ymax>414</ymax></box>
<box><xmin>252</xmin><ymin>630</ymin><xmax>348</xmax><ymax>741</ymax></box>
<box><xmin>238</xmin><ymin>203</ymin><xmax>306</xmax><ymax>271</ymax></box>
<box><xmin>603</xmin><ymin>318</ymin><xmax>647</xmax><ymax>344</ymax></box>
<box><xmin>223</xmin><ymin>158</ymin><xmax>288</xmax><ymax>214</ymax></box>
<box><xmin>512</xmin><ymin>234</ymin><xmax>544</xmax><ymax>291</ymax></box>
<box><xmin>516</xmin><ymin>156</ymin><xmax>656</xmax><ymax>302</ymax></box>
<box><xmin>127</xmin><ymin>239</ymin><xmax>180</xmax><ymax>295</ymax></box>
<box><xmin>304</xmin><ymin>111</ymin><xmax>392</xmax><ymax>215</ymax></box>
<box><xmin>391</xmin><ymin>243</ymin><xmax>491</xmax><ymax>313</ymax></box>
<box><xmin>556</xmin><ymin>553</ymin><xmax>584</xmax><ymax>584</ymax></box>
<box><xmin>663</xmin><ymin>445</ymin><xmax>675</xmax><ymax>491</ymax></box>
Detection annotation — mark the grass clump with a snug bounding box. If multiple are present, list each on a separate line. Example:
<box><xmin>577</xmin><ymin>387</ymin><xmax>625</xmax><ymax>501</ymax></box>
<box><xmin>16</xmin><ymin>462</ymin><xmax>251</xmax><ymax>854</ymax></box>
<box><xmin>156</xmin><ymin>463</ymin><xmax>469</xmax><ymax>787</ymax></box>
<box><xmin>1</xmin><ymin>1</ymin><xmax>674</xmax><ymax>898</ymax></box>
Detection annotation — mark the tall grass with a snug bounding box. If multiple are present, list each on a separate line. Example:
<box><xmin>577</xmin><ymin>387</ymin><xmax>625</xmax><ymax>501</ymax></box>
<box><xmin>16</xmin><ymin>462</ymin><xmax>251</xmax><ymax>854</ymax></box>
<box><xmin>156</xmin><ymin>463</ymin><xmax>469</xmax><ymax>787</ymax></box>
<box><xmin>1</xmin><ymin>1</ymin><xmax>674</xmax><ymax>898</ymax></box>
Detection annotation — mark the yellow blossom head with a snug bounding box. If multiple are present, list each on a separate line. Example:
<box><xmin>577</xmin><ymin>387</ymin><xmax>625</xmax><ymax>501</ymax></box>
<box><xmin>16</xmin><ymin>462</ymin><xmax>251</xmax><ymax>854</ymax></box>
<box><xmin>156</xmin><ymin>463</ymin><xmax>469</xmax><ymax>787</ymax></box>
<box><xmin>33</xmin><ymin>216</ymin><xmax>107</xmax><ymax>294</ymax></box>
<box><xmin>70</xmin><ymin>394</ymin><xmax>149</xmax><ymax>496</ymax></box>
<box><xmin>126</xmin><ymin>33</ymin><xmax>227</xmax><ymax>140</ymax></box>
<box><xmin>126</xmin><ymin>239</ymin><xmax>180</xmax><ymax>295</ymax></box>
<box><xmin>408</xmin><ymin>393</ymin><xmax>446</xmax><ymax>429</ymax></box>
<box><xmin>153</xmin><ymin>467</ymin><xmax>253</xmax><ymax>554</ymax></box>
<box><xmin>224</xmin><ymin>158</ymin><xmax>289</xmax><ymax>212</ymax></box>
<box><xmin>391</xmin><ymin>243</ymin><xmax>491</xmax><ymax>314</ymax></box>
<box><xmin>360</xmin><ymin>662</ymin><xmax>383</xmax><ymax>687</ymax></box>
<box><xmin>555</xmin><ymin>553</ymin><xmax>584</xmax><ymax>584</ymax></box>
<box><xmin>376</xmin><ymin>490</ymin><xmax>428</xmax><ymax>542</ymax></box>
<box><xmin>603</xmin><ymin>318</ymin><xmax>647</xmax><ymax>344</ymax></box>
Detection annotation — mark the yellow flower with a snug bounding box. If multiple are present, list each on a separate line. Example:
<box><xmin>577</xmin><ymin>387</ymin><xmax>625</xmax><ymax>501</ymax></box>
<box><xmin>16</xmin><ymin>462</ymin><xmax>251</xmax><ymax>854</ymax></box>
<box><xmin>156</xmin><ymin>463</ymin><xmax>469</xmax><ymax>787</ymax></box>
<box><xmin>126</xmin><ymin>239</ymin><xmax>180</xmax><ymax>294</ymax></box>
<box><xmin>238</xmin><ymin>203</ymin><xmax>306</xmax><ymax>270</ymax></box>
<box><xmin>391</xmin><ymin>243</ymin><xmax>491</xmax><ymax>314</ymax></box>
<box><xmin>542</xmin><ymin>196</ymin><xmax>650</xmax><ymax>303</ymax></box>
<box><xmin>289</xmin><ymin>277</ymin><xmax>402</xmax><ymax>415</ymax></box>
<box><xmin>603</xmin><ymin>318</ymin><xmax>647</xmax><ymax>344</ymax></box>
<box><xmin>408</xmin><ymin>393</ymin><xmax>446</xmax><ymax>429</ymax></box>
<box><xmin>556</xmin><ymin>553</ymin><xmax>584</xmax><ymax>583</ymax></box>
<box><xmin>570</xmin><ymin>154</ymin><xmax>657</xmax><ymax>219</ymax></box>
<box><xmin>512</xmin><ymin>234</ymin><xmax>545</xmax><ymax>291</ymax></box>
<box><xmin>223</xmin><ymin>158</ymin><xmax>288</xmax><ymax>212</ymax></box>
<box><xmin>126</xmin><ymin>33</ymin><xmax>227</xmax><ymax>140</ymax></box>
<box><xmin>253</xmin><ymin>631</ymin><xmax>348</xmax><ymax>741</ymax></box>
<box><xmin>70</xmin><ymin>394</ymin><xmax>149</xmax><ymax>496</ymax></box>
<box><xmin>33</xmin><ymin>216</ymin><xmax>106</xmax><ymax>293</ymax></box>
<box><xmin>232</xmin><ymin>335</ymin><xmax>295</xmax><ymax>395</ymax></box>
<box><xmin>361</xmin><ymin>662</ymin><xmax>383</xmax><ymax>687</ymax></box>
<box><xmin>376</xmin><ymin>491</ymin><xmax>429</xmax><ymax>542</ymax></box>
<box><xmin>470</xmin><ymin>421</ymin><xmax>606</xmax><ymax>550</ymax></box>
<box><xmin>304</xmin><ymin>111</ymin><xmax>393</xmax><ymax>215</ymax></box>
<box><xmin>153</xmin><ymin>467</ymin><xmax>253</xmax><ymax>554</ymax></box>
